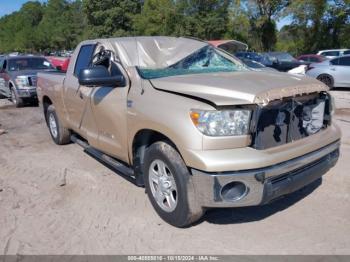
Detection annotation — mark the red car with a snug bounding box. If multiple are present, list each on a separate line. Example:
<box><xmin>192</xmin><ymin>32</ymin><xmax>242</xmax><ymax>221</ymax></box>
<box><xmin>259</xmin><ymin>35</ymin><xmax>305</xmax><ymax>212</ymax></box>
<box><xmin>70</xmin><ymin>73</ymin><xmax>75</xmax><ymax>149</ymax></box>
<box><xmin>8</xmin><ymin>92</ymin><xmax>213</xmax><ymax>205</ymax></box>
<box><xmin>208</xmin><ymin>40</ymin><xmax>248</xmax><ymax>53</ymax></box>
<box><xmin>45</xmin><ymin>56</ymin><xmax>70</xmax><ymax>72</ymax></box>
<box><xmin>296</xmin><ymin>54</ymin><xmax>326</xmax><ymax>64</ymax></box>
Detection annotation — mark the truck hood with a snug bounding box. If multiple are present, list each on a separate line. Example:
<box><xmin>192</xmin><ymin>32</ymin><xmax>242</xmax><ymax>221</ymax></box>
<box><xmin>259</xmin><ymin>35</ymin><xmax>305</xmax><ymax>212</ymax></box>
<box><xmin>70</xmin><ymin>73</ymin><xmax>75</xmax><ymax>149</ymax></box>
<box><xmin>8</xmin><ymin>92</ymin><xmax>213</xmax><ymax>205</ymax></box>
<box><xmin>150</xmin><ymin>71</ymin><xmax>328</xmax><ymax>106</ymax></box>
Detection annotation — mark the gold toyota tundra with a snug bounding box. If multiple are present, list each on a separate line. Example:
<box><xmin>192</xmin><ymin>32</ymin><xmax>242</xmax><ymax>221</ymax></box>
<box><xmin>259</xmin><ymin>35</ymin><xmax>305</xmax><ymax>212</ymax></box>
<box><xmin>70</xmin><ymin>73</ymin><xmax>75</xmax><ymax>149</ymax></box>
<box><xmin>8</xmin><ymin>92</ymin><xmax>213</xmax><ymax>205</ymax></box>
<box><xmin>37</xmin><ymin>37</ymin><xmax>341</xmax><ymax>227</ymax></box>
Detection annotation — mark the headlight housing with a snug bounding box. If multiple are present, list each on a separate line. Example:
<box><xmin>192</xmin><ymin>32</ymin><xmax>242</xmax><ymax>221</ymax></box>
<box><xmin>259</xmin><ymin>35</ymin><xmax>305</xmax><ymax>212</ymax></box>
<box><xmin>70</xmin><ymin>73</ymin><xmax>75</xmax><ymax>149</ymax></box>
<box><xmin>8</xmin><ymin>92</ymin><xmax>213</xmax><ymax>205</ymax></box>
<box><xmin>190</xmin><ymin>109</ymin><xmax>251</xmax><ymax>136</ymax></box>
<box><xmin>15</xmin><ymin>76</ymin><xmax>29</xmax><ymax>89</ymax></box>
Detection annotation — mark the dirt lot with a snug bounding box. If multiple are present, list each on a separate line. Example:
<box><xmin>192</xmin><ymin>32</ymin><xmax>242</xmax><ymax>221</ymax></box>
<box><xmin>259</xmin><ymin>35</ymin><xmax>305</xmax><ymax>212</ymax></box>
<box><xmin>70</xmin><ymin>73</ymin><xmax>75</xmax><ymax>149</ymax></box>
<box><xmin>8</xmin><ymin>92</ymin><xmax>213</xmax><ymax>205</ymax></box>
<box><xmin>0</xmin><ymin>90</ymin><xmax>350</xmax><ymax>255</ymax></box>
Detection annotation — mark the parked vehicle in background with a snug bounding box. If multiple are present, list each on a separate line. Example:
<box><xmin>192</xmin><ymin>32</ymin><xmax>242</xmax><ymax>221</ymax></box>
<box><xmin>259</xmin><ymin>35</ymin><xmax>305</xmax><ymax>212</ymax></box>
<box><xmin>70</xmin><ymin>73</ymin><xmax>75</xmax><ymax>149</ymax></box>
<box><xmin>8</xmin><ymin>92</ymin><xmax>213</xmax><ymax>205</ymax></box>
<box><xmin>235</xmin><ymin>51</ymin><xmax>276</xmax><ymax>67</ymax></box>
<box><xmin>38</xmin><ymin>36</ymin><xmax>340</xmax><ymax>227</ymax></box>
<box><xmin>317</xmin><ymin>49</ymin><xmax>350</xmax><ymax>59</ymax></box>
<box><xmin>48</xmin><ymin>50</ymin><xmax>73</xmax><ymax>58</ymax></box>
<box><xmin>240</xmin><ymin>58</ymin><xmax>278</xmax><ymax>72</ymax></box>
<box><xmin>46</xmin><ymin>56</ymin><xmax>70</xmax><ymax>72</ymax></box>
<box><xmin>209</xmin><ymin>39</ymin><xmax>248</xmax><ymax>53</ymax></box>
<box><xmin>297</xmin><ymin>54</ymin><xmax>327</xmax><ymax>64</ymax></box>
<box><xmin>262</xmin><ymin>52</ymin><xmax>306</xmax><ymax>72</ymax></box>
<box><xmin>0</xmin><ymin>55</ymin><xmax>55</xmax><ymax>107</ymax></box>
<box><xmin>306</xmin><ymin>55</ymin><xmax>350</xmax><ymax>89</ymax></box>
<box><xmin>235</xmin><ymin>51</ymin><xmax>263</xmax><ymax>61</ymax></box>
<box><xmin>288</xmin><ymin>65</ymin><xmax>308</xmax><ymax>75</ymax></box>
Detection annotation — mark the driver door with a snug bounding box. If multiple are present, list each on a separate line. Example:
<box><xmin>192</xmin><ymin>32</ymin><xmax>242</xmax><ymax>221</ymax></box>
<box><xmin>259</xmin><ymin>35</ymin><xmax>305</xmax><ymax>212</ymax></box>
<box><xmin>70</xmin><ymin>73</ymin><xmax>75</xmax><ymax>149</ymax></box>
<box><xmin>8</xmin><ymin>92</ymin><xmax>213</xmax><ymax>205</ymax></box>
<box><xmin>64</xmin><ymin>44</ymin><xmax>96</xmax><ymax>135</ymax></box>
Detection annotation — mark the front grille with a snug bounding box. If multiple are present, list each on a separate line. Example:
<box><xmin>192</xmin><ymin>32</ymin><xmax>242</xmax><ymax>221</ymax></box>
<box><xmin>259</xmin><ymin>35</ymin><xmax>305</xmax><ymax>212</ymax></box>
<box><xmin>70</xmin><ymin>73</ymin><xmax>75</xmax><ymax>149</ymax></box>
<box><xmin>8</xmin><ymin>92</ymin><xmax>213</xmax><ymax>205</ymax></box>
<box><xmin>251</xmin><ymin>92</ymin><xmax>331</xmax><ymax>150</ymax></box>
<box><xmin>28</xmin><ymin>76</ymin><xmax>37</xmax><ymax>87</ymax></box>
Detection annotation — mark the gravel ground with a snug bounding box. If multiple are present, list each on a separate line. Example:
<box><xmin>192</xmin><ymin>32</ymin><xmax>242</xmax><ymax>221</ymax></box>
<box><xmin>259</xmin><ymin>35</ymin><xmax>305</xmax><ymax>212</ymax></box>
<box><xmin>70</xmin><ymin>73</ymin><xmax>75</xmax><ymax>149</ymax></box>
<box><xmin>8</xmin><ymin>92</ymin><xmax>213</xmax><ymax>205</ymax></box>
<box><xmin>0</xmin><ymin>89</ymin><xmax>350</xmax><ymax>255</ymax></box>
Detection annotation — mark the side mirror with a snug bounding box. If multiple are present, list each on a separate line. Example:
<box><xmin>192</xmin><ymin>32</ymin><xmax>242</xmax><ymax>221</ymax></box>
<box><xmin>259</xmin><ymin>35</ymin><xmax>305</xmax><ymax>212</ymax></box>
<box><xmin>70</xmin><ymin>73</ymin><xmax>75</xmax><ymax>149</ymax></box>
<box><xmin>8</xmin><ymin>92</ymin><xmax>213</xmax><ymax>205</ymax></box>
<box><xmin>78</xmin><ymin>66</ymin><xmax>125</xmax><ymax>87</ymax></box>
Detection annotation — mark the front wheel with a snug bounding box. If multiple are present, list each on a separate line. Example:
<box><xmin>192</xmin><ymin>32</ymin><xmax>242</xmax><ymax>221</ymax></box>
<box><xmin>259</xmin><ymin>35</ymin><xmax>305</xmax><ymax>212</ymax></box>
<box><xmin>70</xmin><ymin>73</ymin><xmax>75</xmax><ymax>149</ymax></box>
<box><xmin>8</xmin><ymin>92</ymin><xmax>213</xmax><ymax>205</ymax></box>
<box><xmin>143</xmin><ymin>141</ymin><xmax>203</xmax><ymax>227</ymax></box>
<box><xmin>10</xmin><ymin>88</ymin><xmax>23</xmax><ymax>107</ymax></box>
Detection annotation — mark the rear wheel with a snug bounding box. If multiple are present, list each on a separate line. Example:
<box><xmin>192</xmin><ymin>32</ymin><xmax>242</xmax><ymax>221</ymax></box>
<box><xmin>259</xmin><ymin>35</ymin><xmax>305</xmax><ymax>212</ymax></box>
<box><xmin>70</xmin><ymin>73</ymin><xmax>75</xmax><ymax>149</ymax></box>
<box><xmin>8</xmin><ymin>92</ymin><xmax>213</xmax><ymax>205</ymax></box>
<box><xmin>46</xmin><ymin>105</ymin><xmax>71</xmax><ymax>145</ymax></box>
<box><xmin>317</xmin><ymin>74</ymin><xmax>334</xmax><ymax>89</ymax></box>
<box><xmin>10</xmin><ymin>88</ymin><xmax>23</xmax><ymax>107</ymax></box>
<box><xmin>144</xmin><ymin>141</ymin><xmax>203</xmax><ymax>227</ymax></box>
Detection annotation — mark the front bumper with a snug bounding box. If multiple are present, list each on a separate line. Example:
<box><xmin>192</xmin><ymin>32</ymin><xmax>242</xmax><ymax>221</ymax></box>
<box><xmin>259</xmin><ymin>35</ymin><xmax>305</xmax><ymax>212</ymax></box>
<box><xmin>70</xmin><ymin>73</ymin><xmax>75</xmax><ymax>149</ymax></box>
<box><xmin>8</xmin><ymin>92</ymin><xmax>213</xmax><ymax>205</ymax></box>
<box><xmin>17</xmin><ymin>88</ymin><xmax>37</xmax><ymax>99</ymax></box>
<box><xmin>191</xmin><ymin>140</ymin><xmax>340</xmax><ymax>208</ymax></box>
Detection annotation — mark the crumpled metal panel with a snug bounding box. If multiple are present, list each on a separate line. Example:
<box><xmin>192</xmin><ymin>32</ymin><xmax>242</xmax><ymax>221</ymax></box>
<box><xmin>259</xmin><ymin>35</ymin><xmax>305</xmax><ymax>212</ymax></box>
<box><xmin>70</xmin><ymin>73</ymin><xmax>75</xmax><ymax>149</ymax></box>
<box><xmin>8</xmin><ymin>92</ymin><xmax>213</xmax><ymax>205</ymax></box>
<box><xmin>107</xmin><ymin>36</ymin><xmax>207</xmax><ymax>68</ymax></box>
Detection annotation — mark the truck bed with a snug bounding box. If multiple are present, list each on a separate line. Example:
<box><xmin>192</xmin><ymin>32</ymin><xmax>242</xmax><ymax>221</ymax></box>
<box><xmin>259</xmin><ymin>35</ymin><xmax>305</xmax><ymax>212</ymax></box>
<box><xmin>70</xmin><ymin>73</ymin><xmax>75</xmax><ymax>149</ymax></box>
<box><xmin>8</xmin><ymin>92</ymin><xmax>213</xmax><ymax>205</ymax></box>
<box><xmin>37</xmin><ymin>71</ymin><xmax>66</xmax><ymax>100</ymax></box>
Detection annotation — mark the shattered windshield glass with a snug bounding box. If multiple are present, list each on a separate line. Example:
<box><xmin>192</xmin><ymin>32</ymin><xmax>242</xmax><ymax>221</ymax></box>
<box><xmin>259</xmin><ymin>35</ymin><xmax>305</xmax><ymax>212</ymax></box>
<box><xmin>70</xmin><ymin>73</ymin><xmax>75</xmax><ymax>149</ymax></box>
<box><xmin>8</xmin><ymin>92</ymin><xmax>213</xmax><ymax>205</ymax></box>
<box><xmin>138</xmin><ymin>45</ymin><xmax>245</xmax><ymax>79</ymax></box>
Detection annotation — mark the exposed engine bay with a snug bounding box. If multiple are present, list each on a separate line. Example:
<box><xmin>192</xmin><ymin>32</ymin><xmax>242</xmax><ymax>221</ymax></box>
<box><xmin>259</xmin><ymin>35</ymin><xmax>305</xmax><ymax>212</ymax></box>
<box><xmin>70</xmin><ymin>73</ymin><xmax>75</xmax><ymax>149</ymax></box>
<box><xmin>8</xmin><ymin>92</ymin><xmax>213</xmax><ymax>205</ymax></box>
<box><xmin>252</xmin><ymin>92</ymin><xmax>331</xmax><ymax>150</ymax></box>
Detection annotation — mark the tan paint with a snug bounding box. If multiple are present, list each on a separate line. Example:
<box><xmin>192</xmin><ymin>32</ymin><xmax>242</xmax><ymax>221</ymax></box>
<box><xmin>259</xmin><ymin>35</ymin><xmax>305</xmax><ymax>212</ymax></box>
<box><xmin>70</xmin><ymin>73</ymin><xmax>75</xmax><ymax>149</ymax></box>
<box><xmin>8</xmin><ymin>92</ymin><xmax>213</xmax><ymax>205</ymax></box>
<box><xmin>38</xmin><ymin>37</ymin><xmax>341</xmax><ymax>173</ymax></box>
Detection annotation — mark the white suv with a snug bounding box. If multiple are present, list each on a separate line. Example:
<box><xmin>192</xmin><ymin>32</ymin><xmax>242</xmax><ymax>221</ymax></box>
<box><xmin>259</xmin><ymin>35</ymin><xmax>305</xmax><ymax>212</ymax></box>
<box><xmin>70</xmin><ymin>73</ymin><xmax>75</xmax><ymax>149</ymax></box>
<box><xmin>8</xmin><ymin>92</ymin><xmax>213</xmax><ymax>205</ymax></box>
<box><xmin>317</xmin><ymin>49</ymin><xmax>350</xmax><ymax>59</ymax></box>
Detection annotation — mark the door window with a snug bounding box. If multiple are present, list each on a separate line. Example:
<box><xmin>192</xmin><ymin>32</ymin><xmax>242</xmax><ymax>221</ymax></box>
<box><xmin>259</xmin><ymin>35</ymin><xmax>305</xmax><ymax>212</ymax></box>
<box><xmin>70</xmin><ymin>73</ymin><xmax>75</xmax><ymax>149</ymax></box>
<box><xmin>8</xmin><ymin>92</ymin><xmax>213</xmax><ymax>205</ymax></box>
<box><xmin>0</xmin><ymin>59</ymin><xmax>6</xmax><ymax>70</ymax></box>
<box><xmin>338</xmin><ymin>57</ymin><xmax>350</xmax><ymax>66</ymax></box>
<box><xmin>321</xmin><ymin>51</ymin><xmax>340</xmax><ymax>57</ymax></box>
<box><xmin>330</xmin><ymin>58</ymin><xmax>339</xmax><ymax>65</ymax></box>
<box><xmin>74</xmin><ymin>44</ymin><xmax>96</xmax><ymax>76</ymax></box>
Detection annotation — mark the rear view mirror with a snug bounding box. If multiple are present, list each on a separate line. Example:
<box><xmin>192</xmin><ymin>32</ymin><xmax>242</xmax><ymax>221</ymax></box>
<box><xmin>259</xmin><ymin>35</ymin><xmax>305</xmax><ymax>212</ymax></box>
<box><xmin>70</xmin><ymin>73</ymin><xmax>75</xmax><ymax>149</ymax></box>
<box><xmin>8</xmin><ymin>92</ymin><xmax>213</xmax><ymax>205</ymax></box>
<box><xmin>78</xmin><ymin>66</ymin><xmax>125</xmax><ymax>87</ymax></box>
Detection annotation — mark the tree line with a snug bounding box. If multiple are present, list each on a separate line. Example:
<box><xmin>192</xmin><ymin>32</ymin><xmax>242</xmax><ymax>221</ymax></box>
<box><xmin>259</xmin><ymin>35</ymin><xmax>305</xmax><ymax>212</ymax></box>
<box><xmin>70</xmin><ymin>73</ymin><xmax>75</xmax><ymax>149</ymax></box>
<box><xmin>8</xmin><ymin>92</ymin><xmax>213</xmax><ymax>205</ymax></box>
<box><xmin>0</xmin><ymin>0</ymin><xmax>349</xmax><ymax>56</ymax></box>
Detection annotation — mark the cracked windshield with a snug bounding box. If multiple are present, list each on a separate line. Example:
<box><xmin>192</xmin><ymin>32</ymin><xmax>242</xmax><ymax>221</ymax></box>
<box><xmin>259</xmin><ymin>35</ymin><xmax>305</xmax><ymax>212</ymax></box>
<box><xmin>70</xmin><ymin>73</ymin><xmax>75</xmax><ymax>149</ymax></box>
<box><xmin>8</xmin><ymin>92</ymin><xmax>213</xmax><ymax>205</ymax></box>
<box><xmin>138</xmin><ymin>45</ymin><xmax>245</xmax><ymax>79</ymax></box>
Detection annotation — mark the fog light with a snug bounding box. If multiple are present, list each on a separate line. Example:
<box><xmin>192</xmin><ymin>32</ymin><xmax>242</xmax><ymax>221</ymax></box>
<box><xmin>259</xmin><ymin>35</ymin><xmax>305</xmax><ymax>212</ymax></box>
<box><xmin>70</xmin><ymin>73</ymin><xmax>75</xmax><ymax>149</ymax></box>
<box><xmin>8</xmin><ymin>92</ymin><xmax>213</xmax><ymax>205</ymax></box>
<box><xmin>221</xmin><ymin>181</ymin><xmax>248</xmax><ymax>201</ymax></box>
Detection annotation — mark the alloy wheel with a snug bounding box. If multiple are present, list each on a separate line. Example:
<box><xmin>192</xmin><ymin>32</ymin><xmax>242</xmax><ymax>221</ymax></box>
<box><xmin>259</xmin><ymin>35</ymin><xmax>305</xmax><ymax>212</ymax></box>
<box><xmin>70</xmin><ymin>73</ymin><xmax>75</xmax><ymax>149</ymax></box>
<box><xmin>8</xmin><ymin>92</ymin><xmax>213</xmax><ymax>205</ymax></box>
<box><xmin>148</xmin><ymin>159</ymin><xmax>178</xmax><ymax>212</ymax></box>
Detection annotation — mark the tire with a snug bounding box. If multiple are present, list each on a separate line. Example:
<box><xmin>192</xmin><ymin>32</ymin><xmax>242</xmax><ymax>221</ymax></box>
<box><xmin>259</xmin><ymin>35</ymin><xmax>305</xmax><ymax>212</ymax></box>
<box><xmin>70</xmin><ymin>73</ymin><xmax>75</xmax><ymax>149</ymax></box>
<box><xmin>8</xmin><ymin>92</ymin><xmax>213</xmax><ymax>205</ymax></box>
<box><xmin>10</xmin><ymin>87</ymin><xmax>23</xmax><ymax>107</ymax></box>
<box><xmin>317</xmin><ymin>74</ymin><xmax>334</xmax><ymax>89</ymax></box>
<box><xmin>143</xmin><ymin>141</ymin><xmax>203</xmax><ymax>227</ymax></box>
<box><xmin>46</xmin><ymin>105</ymin><xmax>71</xmax><ymax>145</ymax></box>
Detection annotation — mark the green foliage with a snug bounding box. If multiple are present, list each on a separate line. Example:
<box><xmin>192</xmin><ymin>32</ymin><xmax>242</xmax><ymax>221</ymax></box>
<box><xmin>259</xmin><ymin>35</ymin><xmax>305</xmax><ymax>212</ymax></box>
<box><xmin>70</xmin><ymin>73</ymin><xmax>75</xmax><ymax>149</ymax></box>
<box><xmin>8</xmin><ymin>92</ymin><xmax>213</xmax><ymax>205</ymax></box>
<box><xmin>0</xmin><ymin>0</ymin><xmax>85</xmax><ymax>53</ymax></box>
<box><xmin>133</xmin><ymin>0</ymin><xmax>178</xmax><ymax>36</ymax></box>
<box><xmin>176</xmin><ymin>0</ymin><xmax>231</xmax><ymax>39</ymax></box>
<box><xmin>82</xmin><ymin>0</ymin><xmax>141</xmax><ymax>38</ymax></box>
<box><xmin>0</xmin><ymin>0</ymin><xmax>349</xmax><ymax>55</ymax></box>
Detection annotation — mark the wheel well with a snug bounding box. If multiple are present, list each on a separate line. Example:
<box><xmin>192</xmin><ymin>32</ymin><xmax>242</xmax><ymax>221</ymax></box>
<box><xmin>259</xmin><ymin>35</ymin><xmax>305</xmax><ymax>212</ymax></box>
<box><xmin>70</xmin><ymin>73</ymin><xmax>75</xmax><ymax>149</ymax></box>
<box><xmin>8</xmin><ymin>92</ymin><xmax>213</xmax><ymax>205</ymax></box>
<box><xmin>131</xmin><ymin>129</ymin><xmax>179</xmax><ymax>186</ymax></box>
<box><xmin>317</xmin><ymin>73</ymin><xmax>334</xmax><ymax>81</ymax></box>
<box><xmin>317</xmin><ymin>74</ymin><xmax>334</xmax><ymax>86</ymax></box>
<box><xmin>42</xmin><ymin>96</ymin><xmax>52</xmax><ymax>118</ymax></box>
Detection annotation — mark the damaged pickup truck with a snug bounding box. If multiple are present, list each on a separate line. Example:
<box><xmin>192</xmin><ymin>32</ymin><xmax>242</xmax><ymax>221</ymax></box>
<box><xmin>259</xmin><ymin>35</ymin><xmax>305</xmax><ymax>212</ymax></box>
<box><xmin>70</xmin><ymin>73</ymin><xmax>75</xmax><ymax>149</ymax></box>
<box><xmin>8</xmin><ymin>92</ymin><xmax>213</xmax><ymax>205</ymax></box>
<box><xmin>37</xmin><ymin>37</ymin><xmax>341</xmax><ymax>227</ymax></box>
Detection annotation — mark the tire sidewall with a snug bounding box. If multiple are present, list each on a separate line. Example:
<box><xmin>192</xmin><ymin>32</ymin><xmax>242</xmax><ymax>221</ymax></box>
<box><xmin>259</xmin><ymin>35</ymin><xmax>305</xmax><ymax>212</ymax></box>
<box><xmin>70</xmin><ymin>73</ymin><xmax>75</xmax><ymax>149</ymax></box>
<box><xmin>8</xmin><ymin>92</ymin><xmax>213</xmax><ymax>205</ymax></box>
<box><xmin>144</xmin><ymin>142</ymin><xmax>194</xmax><ymax>227</ymax></box>
<box><xmin>10</xmin><ymin>88</ymin><xmax>20</xmax><ymax>107</ymax></box>
<box><xmin>46</xmin><ymin>106</ymin><xmax>61</xmax><ymax>144</ymax></box>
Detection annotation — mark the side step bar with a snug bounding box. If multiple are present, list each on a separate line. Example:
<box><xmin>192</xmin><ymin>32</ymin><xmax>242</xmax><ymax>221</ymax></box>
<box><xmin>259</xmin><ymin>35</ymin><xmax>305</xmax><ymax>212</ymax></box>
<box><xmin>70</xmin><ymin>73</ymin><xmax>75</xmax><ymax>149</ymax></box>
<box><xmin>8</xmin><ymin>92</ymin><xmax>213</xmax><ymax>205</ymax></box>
<box><xmin>71</xmin><ymin>135</ymin><xmax>140</xmax><ymax>186</ymax></box>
